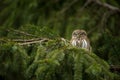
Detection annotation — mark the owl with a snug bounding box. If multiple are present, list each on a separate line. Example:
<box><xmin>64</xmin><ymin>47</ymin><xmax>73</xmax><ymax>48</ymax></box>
<box><xmin>70</xmin><ymin>29</ymin><xmax>91</xmax><ymax>51</ymax></box>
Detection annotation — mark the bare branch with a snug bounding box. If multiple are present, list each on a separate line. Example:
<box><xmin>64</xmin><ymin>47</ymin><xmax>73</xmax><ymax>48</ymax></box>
<box><xmin>18</xmin><ymin>38</ymin><xmax>49</xmax><ymax>45</ymax></box>
<box><xmin>78</xmin><ymin>0</ymin><xmax>93</xmax><ymax>12</ymax></box>
<box><xmin>93</xmin><ymin>0</ymin><xmax>120</xmax><ymax>13</ymax></box>
<box><xmin>59</xmin><ymin>0</ymin><xmax>79</xmax><ymax>14</ymax></box>
<box><xmin>7</xmin><ymin>29</ymin><xmax>38</xmax><ymax>37</ymax></box>
<box><xmin>12</xmin><ymin>38</ymin><xmax>48</xmax><ymax>42</ymax></box>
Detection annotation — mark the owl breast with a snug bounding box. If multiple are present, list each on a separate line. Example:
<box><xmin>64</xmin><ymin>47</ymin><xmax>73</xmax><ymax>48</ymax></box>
<box><xmin>71</xmin><ymin>39</ymin><xmax>88</xmax><ymax>49</ymax></box>
<box><xmin>81</xmin><ymin>39</ymin><xmax>88</xmax><ymax>48</ymax></box>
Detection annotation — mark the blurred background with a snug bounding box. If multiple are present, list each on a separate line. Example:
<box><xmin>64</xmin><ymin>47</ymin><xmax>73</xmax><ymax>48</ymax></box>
<box><xmin>0</xmin><ymin>0</ymin><xmax>120</xmax><ymax>66</ymax></box>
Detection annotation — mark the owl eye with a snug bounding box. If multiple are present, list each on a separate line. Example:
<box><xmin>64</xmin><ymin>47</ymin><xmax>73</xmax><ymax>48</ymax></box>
<box><xmin>80</xmin><ymin>32</ymin><xmax>86</xmax><ymax>35</ymax></box>
<box><xmin>81</xmin><ymin>33</ymin><xmax>84</xmax><ymax>35</ymax></box>
<box><xmin>73</xmin><ymin>33</ymin><xmax>77</xmax><ymax>35</ymax></box>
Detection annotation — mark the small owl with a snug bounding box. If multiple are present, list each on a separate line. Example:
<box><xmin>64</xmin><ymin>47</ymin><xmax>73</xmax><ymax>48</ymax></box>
<box><xmin>70</xmin><ymin>29</ymin><xmax>91</xmax><ymax>51</ymax></box>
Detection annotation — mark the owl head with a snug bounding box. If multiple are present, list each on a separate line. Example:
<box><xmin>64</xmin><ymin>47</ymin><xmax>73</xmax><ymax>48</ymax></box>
<box><xmin>72</xmin><ymin>29</ymin><xmax>87</xmax><ymax>39</ymax></box>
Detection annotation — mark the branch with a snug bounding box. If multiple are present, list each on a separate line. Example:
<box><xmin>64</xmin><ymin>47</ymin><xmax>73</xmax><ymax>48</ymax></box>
<box><xmin>7</xmin><ymin>29</ymin><xmax>38</xmax><ymax>37</ymax></box>
<box><xmin>93</xmin><ymin>0</ymin><xmax>120</xmax><ymax>13</ymax></box>
<box><xmin>18</xmin><ymin>38</ymin><xmax>70</xmax><ymax>46</ymax></box>
<box><xmin>59</xmin><ymin>0</ymin><xmax>79</xmax><ymax>14</ymax></box>
<box><xmin>12</xmin><ymin>38</ymin><xmax>47</xmax><ymax>42</ymax></box>
<box><xmin>18</xmin><ymin>38</ymin><xmax>49</xmax><ymax>45</ymax></box>
<box><xmin>0</xmin><ymin>38</ymin><xmax>49</xmax><ymax>45</ymax></box>
<box><xmin>17</xmin><ymin>38</ymin><xmax>69</xmax><ymax>46</ymax></box>
<box><xmin>79</xmin><ymin>0</ymin><xmax>93</xmax><ymax>12</ymax></box>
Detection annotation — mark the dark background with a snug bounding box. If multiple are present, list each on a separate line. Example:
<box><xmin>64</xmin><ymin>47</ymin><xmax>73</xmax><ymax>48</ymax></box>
<box><xmin>0</xmin><ymin>0</ymin><xmax>120</xmax><ymax>79</ymax></box>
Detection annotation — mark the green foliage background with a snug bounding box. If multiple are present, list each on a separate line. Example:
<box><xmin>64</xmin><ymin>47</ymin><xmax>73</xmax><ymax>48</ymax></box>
<box><xmin>0</xmin><ymin>0</ymin><xmax>120</xmax><ymax>80</ymax></box>
<box><xmin>0</xmin><ymin>35</ymin><xmax>117</xmax><ymax>80</ymax></box>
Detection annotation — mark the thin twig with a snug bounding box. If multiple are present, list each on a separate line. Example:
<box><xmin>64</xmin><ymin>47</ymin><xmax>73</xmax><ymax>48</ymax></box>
<box><xmin>12</xmin><ymin>38</ymin><xmax>47</xmax><ymax>42</ymax></box>
<box><xmin>99</xmin><ymin>11</ymin><xmax>111</xmax><ymax>32</ymax></box>
<box><xmin>18</xmin><ymin>38</ymin><xmax>49</xmax><ymax>45</ymax></box>
<box><xmin>59</xmin><ymin>0</ymin><xmax>79</xmax><ymax>14</ymax></box>
<box><xmin>7</xmin><ymin>29</ymin><xmax>38</xmax><ymax>37</ymax></box>
<box><xmin>80</xmin><ymin>0</ymin><xmax>93</xmax><ymax>10</ymax></box>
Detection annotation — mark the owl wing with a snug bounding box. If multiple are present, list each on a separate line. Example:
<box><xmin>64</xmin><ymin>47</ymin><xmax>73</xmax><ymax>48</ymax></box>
<box><xmin>70</xmin><ymin>39</ymin><xmax>77</xmax><ymax>46</ymax></box>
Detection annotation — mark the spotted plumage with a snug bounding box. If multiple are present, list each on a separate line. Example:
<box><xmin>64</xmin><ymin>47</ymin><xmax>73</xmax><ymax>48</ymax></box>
<box><xmin>70</xmin><ymin>29</ymin><xmax>91</xmax><ymax>51</ymax></box>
